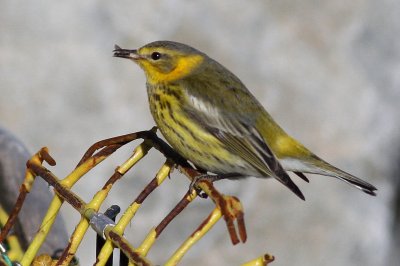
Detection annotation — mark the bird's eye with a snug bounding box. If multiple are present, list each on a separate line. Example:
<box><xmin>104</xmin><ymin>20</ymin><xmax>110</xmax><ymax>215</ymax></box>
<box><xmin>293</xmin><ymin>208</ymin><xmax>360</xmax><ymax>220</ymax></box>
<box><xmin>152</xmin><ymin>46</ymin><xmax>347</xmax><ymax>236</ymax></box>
<box><xmin>151</xmin><ymin>52</ymin><xmax>161</xmax><ymax>60</ymax></box>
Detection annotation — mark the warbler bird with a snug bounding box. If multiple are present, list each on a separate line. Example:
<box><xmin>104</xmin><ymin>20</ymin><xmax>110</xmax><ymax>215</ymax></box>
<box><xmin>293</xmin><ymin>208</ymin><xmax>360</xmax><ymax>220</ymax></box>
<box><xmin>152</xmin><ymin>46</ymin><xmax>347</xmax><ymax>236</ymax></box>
<box><xmin>113</xmin><ymin>41</ymin><xmax>377</xmax><ymax>200</ymax></box>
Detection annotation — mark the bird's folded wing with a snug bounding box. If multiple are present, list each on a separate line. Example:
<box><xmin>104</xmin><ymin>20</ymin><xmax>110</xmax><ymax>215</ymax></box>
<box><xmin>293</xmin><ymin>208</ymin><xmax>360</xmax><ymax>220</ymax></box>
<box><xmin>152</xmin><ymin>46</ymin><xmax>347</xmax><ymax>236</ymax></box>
<box><xmin>183</xmin><ymin>90</ymin><xmax>305</xmax><ymax>200</ymax></box>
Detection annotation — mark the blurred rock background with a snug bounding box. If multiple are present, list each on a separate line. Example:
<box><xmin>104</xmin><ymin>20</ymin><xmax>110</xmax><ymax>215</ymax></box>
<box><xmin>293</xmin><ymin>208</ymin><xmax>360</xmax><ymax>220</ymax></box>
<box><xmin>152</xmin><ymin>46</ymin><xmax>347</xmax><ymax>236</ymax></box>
<box><xmin>1</xmin><ymin>0</ymin><xmax>399</xmax><ymax>265</ymax></box>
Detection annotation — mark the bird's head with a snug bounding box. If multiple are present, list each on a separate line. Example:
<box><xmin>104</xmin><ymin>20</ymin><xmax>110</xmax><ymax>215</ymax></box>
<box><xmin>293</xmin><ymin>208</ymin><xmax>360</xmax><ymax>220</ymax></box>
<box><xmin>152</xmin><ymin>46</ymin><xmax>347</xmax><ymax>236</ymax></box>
<box><xmin>113</xmin><ymin>41</ymin><xmax>205</xmax><ymax>83</ymax></box>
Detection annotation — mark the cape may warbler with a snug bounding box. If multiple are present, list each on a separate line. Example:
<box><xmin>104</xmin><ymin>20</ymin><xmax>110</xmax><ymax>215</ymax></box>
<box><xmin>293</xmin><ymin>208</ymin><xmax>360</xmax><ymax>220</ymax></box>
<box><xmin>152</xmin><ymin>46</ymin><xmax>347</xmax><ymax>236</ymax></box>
<box><xmin>113</xmin><ymin>41</ymin><xmax>376</xmax><ymax>200</ymax></box>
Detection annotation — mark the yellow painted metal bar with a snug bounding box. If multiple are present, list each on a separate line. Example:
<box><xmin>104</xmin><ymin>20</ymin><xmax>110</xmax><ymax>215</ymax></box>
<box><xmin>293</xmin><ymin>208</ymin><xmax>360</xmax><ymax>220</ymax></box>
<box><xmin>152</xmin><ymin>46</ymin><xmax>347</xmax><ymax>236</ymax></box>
<box><xmin>165</xmin><ymin>207</ymin><xmax>222</xmax><ymax>266</ymax></box>
<box><xmin>98</xmin><ymin>160</ymin><xmax>172</xmax><ymax>266</ymax></box>
<box><xmin>20</xmin><ymin>196</ymin><xmax>64</xmax><ymax>265</ymax></box>
<box><xmin>117</xmin><ymin>160</ymin><xmax>172</xmax><ymax>233</ymax></box>
<box><xmin>21</xmin><ymin>141</ymin><xmax>150</xmax><ymax>265</ymax></box>
<box><xmin>135</xmin><ymin>228</ymin><xmax>157</xmax><ymax>256</ymax></box>
<box><xmin>66</xmin><ymin>141</ymin><xmax>152</xmax><ymax>266</ymax></box>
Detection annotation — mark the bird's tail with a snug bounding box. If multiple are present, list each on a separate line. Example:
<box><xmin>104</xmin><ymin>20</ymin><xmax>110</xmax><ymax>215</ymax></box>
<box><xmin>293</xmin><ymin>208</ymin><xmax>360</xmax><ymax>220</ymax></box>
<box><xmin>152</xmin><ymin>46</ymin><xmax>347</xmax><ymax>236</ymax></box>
<box><xmin>281</xmin><ymin>154</ymin><xmax>377</xmax><ymax>196</ymax></box>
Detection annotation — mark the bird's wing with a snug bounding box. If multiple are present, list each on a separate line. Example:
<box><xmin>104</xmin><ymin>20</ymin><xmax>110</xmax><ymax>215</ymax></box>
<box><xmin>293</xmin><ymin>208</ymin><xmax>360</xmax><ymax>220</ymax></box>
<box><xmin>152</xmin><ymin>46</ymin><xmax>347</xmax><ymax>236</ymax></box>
<box><xmin>181</xmin><ymin>76</ymin><xmax>305</xmax><ymax>200</ymax></box>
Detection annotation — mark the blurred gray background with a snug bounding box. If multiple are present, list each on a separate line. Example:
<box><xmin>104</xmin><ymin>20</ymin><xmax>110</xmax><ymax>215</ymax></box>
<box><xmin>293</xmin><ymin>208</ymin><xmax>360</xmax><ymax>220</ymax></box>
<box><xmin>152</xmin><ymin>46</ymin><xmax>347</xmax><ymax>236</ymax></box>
<box><xmin>1</xmin><ymin>1</ymin><xmax>399</xmax><ymax>265</ymax></box>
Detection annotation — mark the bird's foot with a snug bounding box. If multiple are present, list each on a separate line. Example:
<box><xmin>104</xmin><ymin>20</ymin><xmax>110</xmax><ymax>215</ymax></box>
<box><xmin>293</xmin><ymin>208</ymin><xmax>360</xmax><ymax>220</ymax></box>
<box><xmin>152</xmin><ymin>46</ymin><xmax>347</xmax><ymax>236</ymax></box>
<box><xmin>189</xmin><ymin>174</ymin><xmax>219</xmax><ymax>198</ymax></box>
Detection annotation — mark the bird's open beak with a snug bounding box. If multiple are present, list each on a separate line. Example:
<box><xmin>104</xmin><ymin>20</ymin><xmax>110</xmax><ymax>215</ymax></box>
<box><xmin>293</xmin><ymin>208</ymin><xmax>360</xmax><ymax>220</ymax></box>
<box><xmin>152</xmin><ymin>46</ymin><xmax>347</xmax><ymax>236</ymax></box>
<box><xmin>113</xmin><ymin>44</ymin><xmax>141</xmax><ymax>60</ymax></box>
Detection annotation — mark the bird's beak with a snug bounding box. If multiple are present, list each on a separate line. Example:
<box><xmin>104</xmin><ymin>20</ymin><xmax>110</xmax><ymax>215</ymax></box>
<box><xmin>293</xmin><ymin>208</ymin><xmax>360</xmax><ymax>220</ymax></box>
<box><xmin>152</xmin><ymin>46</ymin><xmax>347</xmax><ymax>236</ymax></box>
<box><xmin>113</xmin><ymin>44</ymin><xmax>141</xmax><ymax>60</ymax></box>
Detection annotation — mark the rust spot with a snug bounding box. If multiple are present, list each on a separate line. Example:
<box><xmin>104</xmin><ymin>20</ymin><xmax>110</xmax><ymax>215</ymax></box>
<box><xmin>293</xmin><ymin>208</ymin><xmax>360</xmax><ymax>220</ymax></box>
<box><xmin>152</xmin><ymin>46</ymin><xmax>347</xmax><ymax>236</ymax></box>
<box><xmin>195</xmin><ymin>180</ymin><xmax>247</xmax><ymax>245</ymax></box>
<box><xmin>55</xmin><ymin>241</ymin><xmax>74</xmax><ymax>266</ymax></box>
<box><xmin>28</xmin><ymin>162</ymin><xmax>84</xmax><ymax>210</ymax></box>
<box><xmin>39</xmin><ymin>148</ymin><xmax>56</xmax><ymax>166</ymax></box>
<box><xmin>237</xmin><ymin>211</ymin><xmax>247</xmax><ymax>243</ymax></box>
<box><xmin>103</xmin><ymin>170</ymin><xmax>123</xmax><ymax>189</ymax></box>
<box><xmin>226</xmin><ymin>219</ymin><xmax>240</xmax><ymax>245</ymax></box>
<box><xmin>155</xmin><ymin>192</ymin><xmax>191</xmax><ymax>236</ymax></box>
<box><xmin>108</xmin><ymin>231</ymin><xmax>150</xmax><ymax>266</ymax></box>
<box><xmin>190</xmin><ymin>211</ymin><xmax>213</xmax><ymax>238</ymax></box>
<box><xmin>264</xmin><ymin>254</ymin><xmax>275</xmax><ymax>263</ymax></box>
<box><xmin>95</xmin><ymin>144</ymin><xmax>124</xmax><ymax>159</ymax></box>
<box><xmin>76</xmin><ymin>132</ymin><xmax>140</xmax><ymax>167</ymax></box>
<box><xmin>135</xmin><ymin>178</ymin><xmax>159</xmax><ymax>204</ymax></box>
<box><xmin>0</xmin><ymin>185</ymin><xmax>28</xmax><ymax>242</ymax></box>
